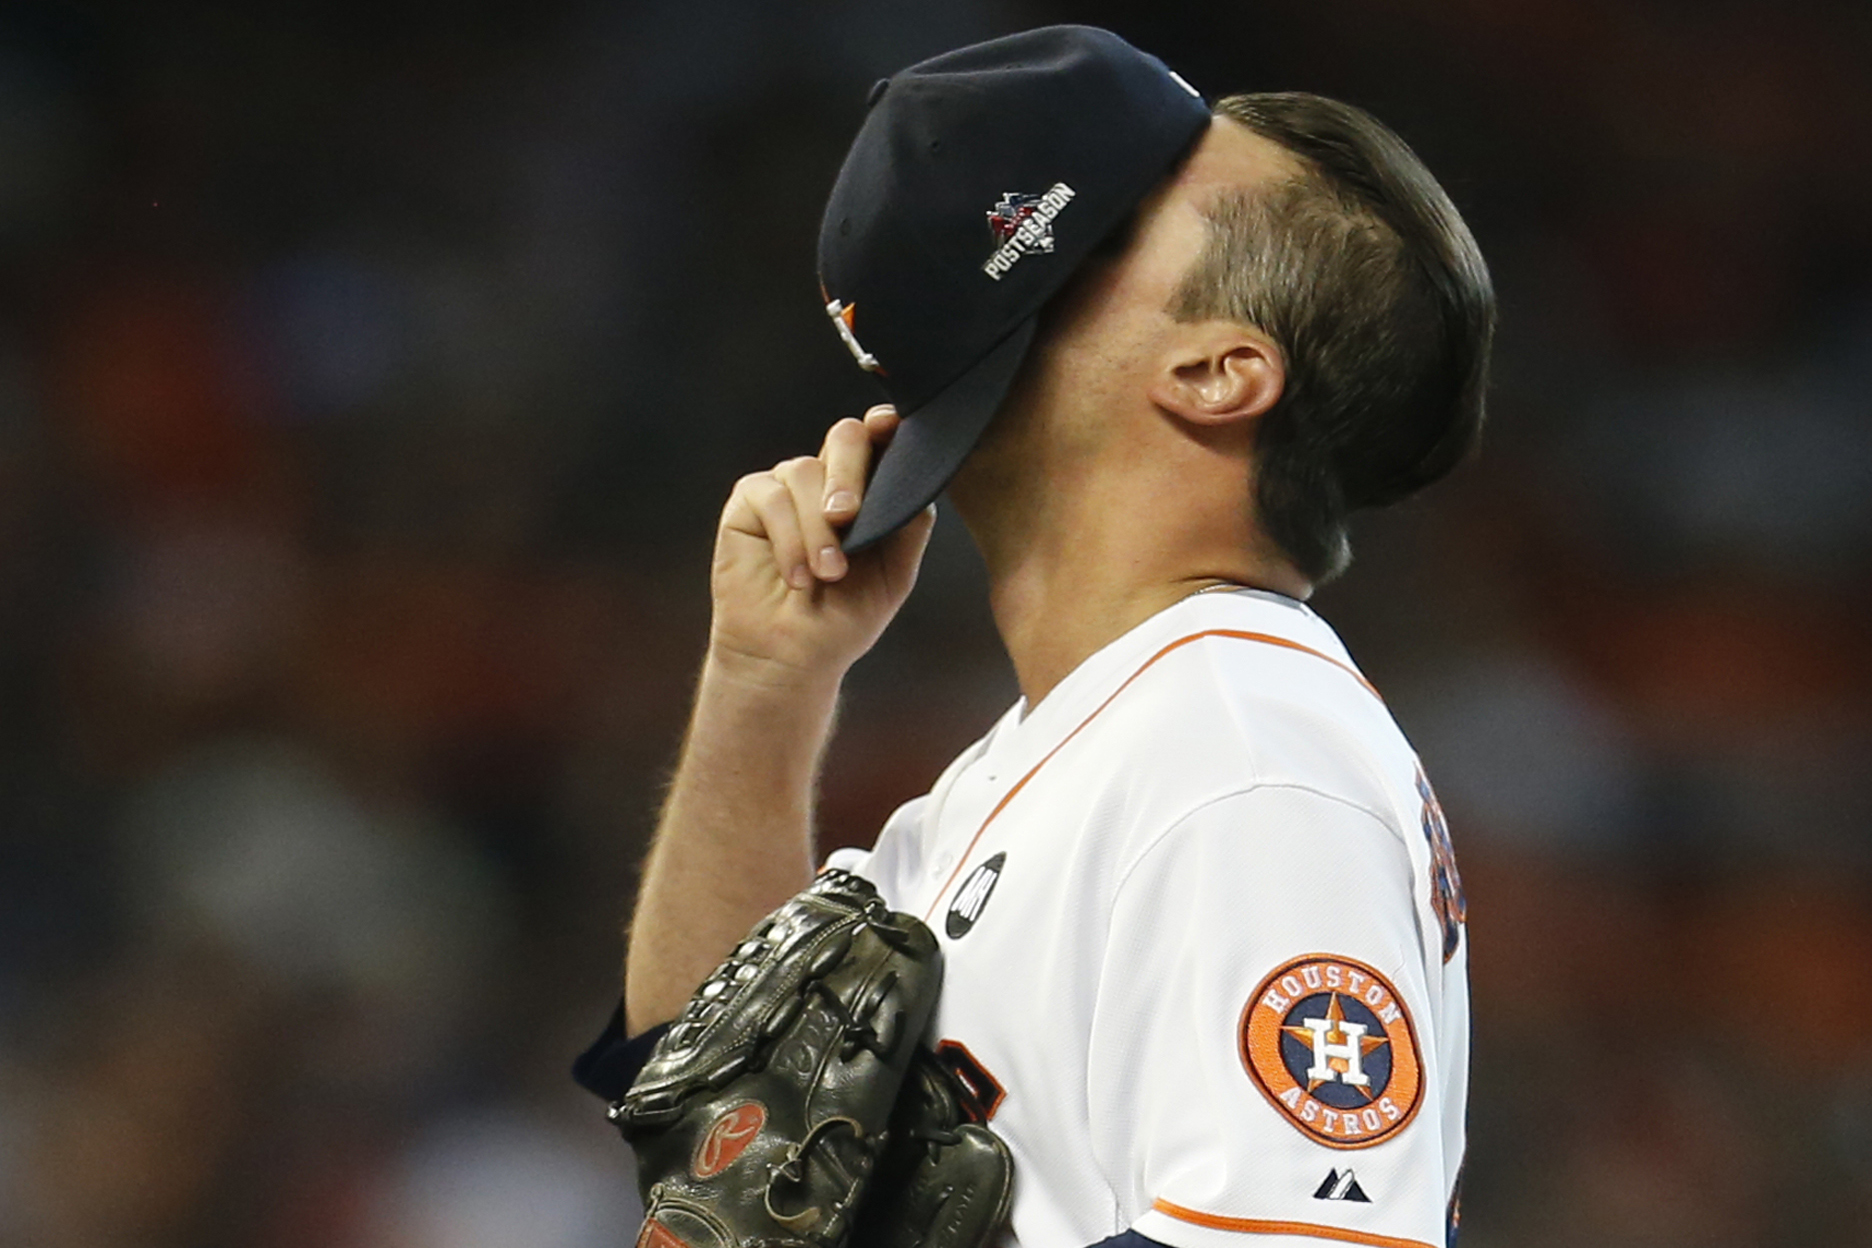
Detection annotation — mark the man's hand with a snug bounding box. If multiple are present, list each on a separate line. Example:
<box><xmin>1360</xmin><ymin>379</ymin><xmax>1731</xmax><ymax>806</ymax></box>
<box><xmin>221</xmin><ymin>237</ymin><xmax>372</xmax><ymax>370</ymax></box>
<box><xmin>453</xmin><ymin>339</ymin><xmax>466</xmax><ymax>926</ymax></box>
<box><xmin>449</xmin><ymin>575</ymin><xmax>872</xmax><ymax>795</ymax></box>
<box><xmin>625</xmin><ymin>406</ymin><xmax>935</xmax><ymax>1033</ymax></box>
<box><xmin>709</xmin><ymin>406</ymin><xmax>936</xmax><ymax>685</ymax></box>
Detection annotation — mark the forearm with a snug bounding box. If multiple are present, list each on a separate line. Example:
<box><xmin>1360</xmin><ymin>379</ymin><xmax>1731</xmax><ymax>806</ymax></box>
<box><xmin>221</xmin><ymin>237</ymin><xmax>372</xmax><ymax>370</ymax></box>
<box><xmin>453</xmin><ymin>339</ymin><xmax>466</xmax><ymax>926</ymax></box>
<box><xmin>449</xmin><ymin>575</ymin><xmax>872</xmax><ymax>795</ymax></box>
<box><xmin>619</xmin><ymin>406</ymin><xmax>932</xmax><ymax>1032</ymax></box>
<box><xmin>623</xmin><ymin>650</ymin><xmax>842</xmax><ymax>1032</ymax></box>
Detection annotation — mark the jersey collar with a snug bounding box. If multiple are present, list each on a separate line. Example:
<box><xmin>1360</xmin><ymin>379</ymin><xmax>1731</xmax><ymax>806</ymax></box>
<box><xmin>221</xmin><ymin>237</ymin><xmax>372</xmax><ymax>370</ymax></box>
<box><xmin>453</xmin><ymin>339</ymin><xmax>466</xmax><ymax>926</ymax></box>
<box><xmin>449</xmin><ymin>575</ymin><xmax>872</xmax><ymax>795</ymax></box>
<box><xmin>982</xmin><ymin>586</ymin><xmax>1350</xmax><ymax>777</ymax></box>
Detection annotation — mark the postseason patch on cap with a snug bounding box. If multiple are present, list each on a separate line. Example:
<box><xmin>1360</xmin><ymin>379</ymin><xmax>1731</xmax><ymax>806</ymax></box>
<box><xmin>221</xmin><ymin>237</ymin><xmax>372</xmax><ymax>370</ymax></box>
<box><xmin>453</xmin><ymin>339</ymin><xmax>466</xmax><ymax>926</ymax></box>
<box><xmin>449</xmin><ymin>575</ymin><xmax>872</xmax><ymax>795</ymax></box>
<box><xmin>981</xmin><ymin>183</ymin><xmax>1077</xmax><ymax>280</ymax></box>
<box><xmin>1239</xmin><ymin>954</ymin><xmax>1424</xmax><ymax>1149</ymax></box>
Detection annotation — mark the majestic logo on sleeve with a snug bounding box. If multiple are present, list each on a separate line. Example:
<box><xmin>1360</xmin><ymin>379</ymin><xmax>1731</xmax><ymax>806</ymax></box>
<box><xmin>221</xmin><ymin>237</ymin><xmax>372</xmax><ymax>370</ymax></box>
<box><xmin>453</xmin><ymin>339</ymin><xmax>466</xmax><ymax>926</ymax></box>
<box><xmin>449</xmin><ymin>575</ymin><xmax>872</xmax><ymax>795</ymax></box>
<box><xmin>1313</xmin><ymin>1168</ymin><xmax>1371</xmax><ymax>1202</ymax></box>
<box><xmin>1240</xmin><ymin>955</ymin><xmax>1423</xmax><ymax>1149</ymax></box>
<box><xmin>981</xmin><ymin>184</ymin><xmax>1075</xmax><ymax>281</ymax></box>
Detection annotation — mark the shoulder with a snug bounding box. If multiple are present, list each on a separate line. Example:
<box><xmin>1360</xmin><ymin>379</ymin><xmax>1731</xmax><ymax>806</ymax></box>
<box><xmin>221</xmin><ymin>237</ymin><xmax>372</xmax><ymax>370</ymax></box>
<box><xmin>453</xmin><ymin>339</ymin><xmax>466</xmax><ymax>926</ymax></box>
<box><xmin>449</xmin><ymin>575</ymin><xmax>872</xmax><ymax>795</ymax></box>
<box><xmin>1097</xmin><ymin>617</ymin><xmax>1410</xmax><ymax>831</ymax></box>
<box><xmin>1120</xmin><ymin>782</ymin><xmax>1413</xmax><ymax>899</ymax></box>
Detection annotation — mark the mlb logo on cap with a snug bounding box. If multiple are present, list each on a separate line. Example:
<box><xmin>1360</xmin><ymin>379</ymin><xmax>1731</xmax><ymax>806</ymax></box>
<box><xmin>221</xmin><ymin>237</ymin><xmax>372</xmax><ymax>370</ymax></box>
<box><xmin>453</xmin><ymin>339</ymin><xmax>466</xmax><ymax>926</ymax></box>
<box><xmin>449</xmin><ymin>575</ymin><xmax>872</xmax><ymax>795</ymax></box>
<box><xmin>817</xmin><ymin>25</ymin><xmax>1210</xmax><ymax>552</ymax></box>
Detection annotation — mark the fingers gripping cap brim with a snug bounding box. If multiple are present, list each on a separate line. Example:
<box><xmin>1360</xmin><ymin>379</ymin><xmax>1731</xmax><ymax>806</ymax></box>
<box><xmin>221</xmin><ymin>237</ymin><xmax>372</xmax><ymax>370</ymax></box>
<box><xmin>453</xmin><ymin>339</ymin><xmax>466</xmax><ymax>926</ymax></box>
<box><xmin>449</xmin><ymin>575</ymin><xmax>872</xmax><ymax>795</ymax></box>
<box><xmin>841</xmin><ymin>319</ymin><xmax>1038</xmax><ymax>555</ymax></box>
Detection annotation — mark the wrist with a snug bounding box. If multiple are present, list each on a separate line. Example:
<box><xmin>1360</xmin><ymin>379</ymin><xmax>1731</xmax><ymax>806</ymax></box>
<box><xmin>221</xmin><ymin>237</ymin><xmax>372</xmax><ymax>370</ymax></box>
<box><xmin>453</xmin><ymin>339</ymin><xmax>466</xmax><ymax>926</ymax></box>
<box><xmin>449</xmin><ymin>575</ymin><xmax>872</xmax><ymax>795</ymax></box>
<box><xmin>678</xmin><ymin>646</ymin><xmax>841</xmax><ymax>834</ymax></box>
<box><xmin>702</xmin><ymin>638</ymin><xmax>849</xmax><ymax>703</ymax></box>
<box><xmin>703</xmin><ymin>636</ymin><xmax>849</xmax><ymax>703</ymax></box>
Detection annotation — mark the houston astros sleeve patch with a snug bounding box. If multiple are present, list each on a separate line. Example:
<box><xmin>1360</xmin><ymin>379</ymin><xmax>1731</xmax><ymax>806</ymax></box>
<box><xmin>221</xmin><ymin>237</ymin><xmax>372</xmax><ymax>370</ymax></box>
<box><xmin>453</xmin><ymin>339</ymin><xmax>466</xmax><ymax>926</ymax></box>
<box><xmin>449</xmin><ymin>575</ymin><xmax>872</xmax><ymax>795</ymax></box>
<box><xmin>1239</xmin><ymin>954</ymin><xmax>1424</xmax><ymax>1149</ymax></box>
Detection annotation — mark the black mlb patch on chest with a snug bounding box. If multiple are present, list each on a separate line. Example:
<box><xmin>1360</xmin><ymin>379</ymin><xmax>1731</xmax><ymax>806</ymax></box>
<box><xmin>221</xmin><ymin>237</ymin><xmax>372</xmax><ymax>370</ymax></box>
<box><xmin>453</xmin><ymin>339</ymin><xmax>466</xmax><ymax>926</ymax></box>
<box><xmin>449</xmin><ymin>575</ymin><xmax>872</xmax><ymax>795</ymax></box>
<box><xmin>945</xmin><ymin>852</ymin><xmax>1006</xmax><ymax>938</ymax></box>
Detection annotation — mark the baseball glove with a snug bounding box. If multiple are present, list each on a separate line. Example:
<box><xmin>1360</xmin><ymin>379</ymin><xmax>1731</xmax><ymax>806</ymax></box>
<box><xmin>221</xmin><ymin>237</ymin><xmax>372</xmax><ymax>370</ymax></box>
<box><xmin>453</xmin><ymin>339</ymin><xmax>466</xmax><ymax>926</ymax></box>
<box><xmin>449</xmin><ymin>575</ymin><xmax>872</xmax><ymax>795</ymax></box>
<box><xmin>610</xmin><ymin>869</ymin><xmax>1010</xmax><ymax>1248</ymax></box>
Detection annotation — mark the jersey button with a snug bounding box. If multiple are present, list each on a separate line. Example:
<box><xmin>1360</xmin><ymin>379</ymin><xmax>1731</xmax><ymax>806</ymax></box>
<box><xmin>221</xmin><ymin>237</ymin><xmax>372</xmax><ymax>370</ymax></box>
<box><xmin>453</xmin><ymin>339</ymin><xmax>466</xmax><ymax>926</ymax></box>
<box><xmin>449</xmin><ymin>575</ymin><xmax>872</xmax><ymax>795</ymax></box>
<box><xmin>931</xmin><ymin>851</ymin><xmax>955</xmax><ymax>878</ymax></box>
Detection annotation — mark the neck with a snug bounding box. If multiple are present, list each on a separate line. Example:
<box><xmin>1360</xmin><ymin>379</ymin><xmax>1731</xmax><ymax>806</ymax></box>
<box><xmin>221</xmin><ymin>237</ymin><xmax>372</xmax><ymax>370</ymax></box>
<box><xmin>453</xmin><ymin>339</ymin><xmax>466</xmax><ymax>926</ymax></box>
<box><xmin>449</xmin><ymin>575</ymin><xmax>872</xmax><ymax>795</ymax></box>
<box><xmin>960</xmin><ymin>480</ymin><xmax>1310</xmax><ymax>708</ymax></box>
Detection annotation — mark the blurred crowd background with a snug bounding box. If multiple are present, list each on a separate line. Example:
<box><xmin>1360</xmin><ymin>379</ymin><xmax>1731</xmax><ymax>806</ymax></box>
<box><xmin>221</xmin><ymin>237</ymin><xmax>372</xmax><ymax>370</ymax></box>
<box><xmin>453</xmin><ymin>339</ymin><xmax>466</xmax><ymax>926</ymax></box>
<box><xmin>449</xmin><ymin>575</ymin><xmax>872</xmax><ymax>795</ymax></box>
<box><xmin>0</xmin><ymin>1</ymin><xmax>1867</xmax><ymax>1245</ymax></box>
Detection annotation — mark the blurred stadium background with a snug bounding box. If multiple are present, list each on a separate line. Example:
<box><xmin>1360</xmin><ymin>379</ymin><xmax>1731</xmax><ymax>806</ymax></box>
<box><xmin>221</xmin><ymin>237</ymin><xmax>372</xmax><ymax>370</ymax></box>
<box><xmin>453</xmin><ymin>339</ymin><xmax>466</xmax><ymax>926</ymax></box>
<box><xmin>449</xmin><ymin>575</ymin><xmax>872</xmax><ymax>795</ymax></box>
<box><xmin>0</xmin><ymin>1</ymin><xmax>1868</xmax><ymax>1244</ymax></box>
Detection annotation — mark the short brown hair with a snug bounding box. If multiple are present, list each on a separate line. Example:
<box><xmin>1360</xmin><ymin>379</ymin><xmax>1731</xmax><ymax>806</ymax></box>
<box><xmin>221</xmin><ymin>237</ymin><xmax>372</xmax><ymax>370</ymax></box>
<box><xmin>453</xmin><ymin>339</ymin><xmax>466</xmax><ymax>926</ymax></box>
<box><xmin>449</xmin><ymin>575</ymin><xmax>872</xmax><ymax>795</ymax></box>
<box><xmin>1169</xmin><ymin>92</ymin><xmax>1495</xmax><ymax>582</ymax></box>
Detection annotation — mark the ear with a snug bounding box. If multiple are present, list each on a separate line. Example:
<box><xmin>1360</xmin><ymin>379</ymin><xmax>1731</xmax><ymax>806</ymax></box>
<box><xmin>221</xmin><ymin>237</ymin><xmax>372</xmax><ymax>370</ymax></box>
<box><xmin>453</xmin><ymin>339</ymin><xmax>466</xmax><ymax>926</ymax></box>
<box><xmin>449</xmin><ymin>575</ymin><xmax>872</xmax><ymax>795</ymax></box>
<box><xmin>1147</xmin><ymin>324</ymin><xmax>1284</xmax><ymax>427</ymax></box>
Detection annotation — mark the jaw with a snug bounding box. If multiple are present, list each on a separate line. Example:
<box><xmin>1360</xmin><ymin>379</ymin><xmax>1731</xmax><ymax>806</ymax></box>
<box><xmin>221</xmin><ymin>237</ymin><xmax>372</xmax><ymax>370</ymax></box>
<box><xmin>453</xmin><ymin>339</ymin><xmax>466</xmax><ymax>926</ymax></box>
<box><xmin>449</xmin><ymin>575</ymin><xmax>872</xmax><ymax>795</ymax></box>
<box><xmin>948</xmin><ymin>338</ymin><xmax>1159</xmax><ymax>592</ymax></box>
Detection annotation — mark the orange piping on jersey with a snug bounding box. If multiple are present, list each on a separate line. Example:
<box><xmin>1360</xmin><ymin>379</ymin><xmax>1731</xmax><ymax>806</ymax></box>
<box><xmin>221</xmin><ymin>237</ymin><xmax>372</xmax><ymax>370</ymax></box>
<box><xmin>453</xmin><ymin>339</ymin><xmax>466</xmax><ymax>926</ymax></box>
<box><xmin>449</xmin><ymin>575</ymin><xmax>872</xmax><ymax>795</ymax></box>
<box><xmin>923</xmin><ymin>629</ymin><xmax>1382</xmax><ymax>922</ymax></box>
<box><xmin>1151</xmin><ymin>1200</ymin><xmax>1434</xmax><ymax>1248</ymax></box>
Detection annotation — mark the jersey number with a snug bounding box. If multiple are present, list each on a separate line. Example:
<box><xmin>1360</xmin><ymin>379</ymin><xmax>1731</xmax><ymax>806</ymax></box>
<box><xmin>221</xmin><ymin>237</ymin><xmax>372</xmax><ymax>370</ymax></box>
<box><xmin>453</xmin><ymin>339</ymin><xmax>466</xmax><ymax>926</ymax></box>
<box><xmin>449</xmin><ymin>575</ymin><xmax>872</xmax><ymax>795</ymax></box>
<box><xmin>1417</xmin><ymin>769</ymin><xmax>1467</xmax><ymax>963</ymax></box>
<box><xmin>935</xmin><ymin>1039</ymin><xmax>1007</xmax><ymax>1122</ymax></box>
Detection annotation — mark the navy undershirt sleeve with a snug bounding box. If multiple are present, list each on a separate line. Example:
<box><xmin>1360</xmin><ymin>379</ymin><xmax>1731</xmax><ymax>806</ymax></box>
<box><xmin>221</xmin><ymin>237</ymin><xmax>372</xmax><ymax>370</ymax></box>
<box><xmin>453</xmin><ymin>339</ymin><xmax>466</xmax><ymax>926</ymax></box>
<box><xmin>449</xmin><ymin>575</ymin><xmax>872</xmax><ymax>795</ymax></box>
<box><xmin>571</xmin><ymin>1003</ymin><xmax>669</xmax><ymax>1102</ymax></box>
<box><xmin>1088</xmin><ymin>1232</ymin><xmax>1171</xmax><ymax>1248</ymax></box>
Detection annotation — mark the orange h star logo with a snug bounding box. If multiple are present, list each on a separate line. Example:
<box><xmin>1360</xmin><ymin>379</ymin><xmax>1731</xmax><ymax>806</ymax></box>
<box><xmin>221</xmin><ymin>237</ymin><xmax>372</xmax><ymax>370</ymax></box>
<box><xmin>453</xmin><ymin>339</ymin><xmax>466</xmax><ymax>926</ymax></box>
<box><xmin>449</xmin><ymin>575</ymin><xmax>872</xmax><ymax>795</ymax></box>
<box><xmin>1286</xmin><ymin>994</ymin><xmax>1389</xmax><ymax>1095</ymax></box>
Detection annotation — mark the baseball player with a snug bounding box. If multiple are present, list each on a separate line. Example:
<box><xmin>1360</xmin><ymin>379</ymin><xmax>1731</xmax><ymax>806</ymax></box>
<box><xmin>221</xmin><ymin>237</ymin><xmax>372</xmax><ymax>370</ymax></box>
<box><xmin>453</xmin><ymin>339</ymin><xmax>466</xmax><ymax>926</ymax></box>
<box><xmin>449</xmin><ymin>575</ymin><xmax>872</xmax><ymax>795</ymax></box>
<box><xmin>579</xmin><ymin>25</ymin><xmax>1492</xmax><ymax>1248</ymax></box>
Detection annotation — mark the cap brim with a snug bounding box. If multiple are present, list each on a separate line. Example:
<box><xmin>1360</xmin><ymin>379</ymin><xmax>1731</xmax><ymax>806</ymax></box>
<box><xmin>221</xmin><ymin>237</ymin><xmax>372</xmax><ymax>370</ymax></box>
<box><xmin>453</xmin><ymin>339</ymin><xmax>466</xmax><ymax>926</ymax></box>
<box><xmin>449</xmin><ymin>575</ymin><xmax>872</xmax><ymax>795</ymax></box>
<box><xmin>841</xmin><ymin>317</ymin><xmax>1038</xmax><ymax>554</ymax></box>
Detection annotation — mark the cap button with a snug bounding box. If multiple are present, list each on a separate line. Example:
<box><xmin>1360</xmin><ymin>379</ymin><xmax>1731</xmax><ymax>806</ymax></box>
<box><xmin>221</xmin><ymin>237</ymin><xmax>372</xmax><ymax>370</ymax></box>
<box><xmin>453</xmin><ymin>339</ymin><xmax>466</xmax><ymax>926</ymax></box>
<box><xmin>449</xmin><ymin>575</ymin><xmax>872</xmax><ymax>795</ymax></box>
<box><xmin>866</xmin><ymin>77</ymin><xmax>889</xmax><ymax>109</ymax></box>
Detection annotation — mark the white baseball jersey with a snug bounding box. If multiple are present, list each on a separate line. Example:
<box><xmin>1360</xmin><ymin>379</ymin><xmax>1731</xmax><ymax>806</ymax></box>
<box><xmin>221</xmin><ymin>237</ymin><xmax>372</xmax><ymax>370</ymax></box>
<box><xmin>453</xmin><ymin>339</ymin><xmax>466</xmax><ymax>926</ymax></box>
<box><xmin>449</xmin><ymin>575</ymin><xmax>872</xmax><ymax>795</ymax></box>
<box><xmin>825</xmin><ymin>587</ymin><xmax>1468</xmax><ymax>1248</ymax></box>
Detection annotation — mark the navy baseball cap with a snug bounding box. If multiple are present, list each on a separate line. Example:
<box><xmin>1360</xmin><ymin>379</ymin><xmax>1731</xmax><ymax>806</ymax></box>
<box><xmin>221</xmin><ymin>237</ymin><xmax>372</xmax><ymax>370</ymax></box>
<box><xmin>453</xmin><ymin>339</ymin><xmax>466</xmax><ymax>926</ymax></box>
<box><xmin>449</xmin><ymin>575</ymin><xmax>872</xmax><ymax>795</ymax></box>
<box><xmin>818</xmin><ymin>25</ymin><xmax>1211</xmax><ymax>552</ymax></box>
